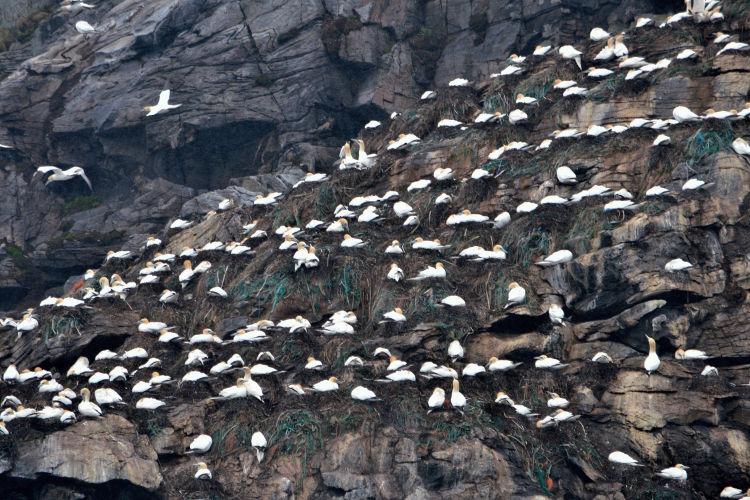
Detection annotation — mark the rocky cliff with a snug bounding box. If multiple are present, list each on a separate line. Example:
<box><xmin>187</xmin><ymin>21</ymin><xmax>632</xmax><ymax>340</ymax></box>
<box><xmin>1</xmin><ymin>0</ymin><xmax>750</xmax><ymax>499</ymax></box>
<box><xmin>0</xmin><ymin>0</ymin><xmax>686</xmax><ymax>307</ymax></box>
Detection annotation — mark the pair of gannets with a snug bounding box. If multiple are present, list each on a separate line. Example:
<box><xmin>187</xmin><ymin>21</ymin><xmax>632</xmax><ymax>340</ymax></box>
<box><xmin>427</xmin><ymin>380</ymin><xmax>466</xmax><ymax>410</ymax></box>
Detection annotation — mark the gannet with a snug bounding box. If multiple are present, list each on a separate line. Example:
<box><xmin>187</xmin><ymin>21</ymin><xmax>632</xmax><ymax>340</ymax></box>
<box><xmin>494</xmin><ymin>392</ymin><xmax>512</xmax><ymax>404</ymax></box>
<box><xmin>149</xmin><ymin>372</ymin><xmax>171</xmax><ymax>385</ymax></box>
<box><xmin>440</xmin><ymin>295</ymin><xmax>465</xmax><ymax>307</ymax></box>
<box><xmin>35</xmin><ymin>165</ymin><xmax>93</xmax><ymax>190</ymax></box>
<box><xmin>703</xmin><ymin>109</ymin><xmax>735</xmax><ymax>120</ymax></box>
<box><xmin>412</xmin><ymin>238</ymin><xmax>449</xmax><ymax>251</ymax></box>
<box><xmin>185</xmin><ymin>349</ymin><xmax>209</xmax><ymax>367</ymax></box>
<box><xmin>387</xmin><ymin>367</ymin><xmax>423</xmax><ymax>385</ymax></box>
<box><xmin>657</xmin><ymin>464</ymin><xmax>688</xmax><ymax>480</ymax></box>
<box><xmin>358</xmin><ymin>206</ymin><xmax>380</xmax><ymax>223</ymax></box>
<box><xmin>474</xmin><ymin>111</ymin><xmax>504</xmax><ymax>123</ymax></box>
<box><xmin>311</xmin><ymin>377</ymin><xmax>339</xmax><ymax>392</ymax></box>
<box><xmin>39</xmin><ymin>379</ymin><xmax>64</xmax><ymax>393</ymax></box>
<box><xmin>374</xmin><ymin>347</ymin><xmax>392</xmax><ymax>358</ymax></box>
<box><xmin>387</xmin><ymin>263</ymin><xmax>404</xmax><ymax>282</ymax></box>
<box><xmin>493</xmin><ymin>212</ymin><xmax>511</xmax><ymax>229</ymax></box>
<box><xmin>364</xmin><ymin>120</ymin><xmax>380</xmax><ymax>129</ymax></box>
<box><xmin>608</xmin><ymin>451</ymin><xmax>643</xmax><ymax>466</ymax></box>
<box><xmin>355</xmin><ymin>139</ymin><xmax>377</xmax><ymax>168</ymax></box>
<box><xmin>427</xmin><ymin>387</ymin><xmax>445</xmax><ymax>412</ymax></box>
<box><xmin>635</xmin><ymin>17</ymin><xmax>652</xmax><ymax>28</ymax></box>
<box><xmin>381</xmin><ymin>308</ymin><xmax>406</xmax><ymax>323</ymax></box>
<box><xmin>462</xmin><ymin>363</ymin><xmax>486</xmax><ymax>377</ymax></box>
<box><xmin>344</xmin><ymin>356</ymin><xmax>364</xmax><ymax>367</ymax></box>
<box><xmin>78</xmin><ymin>388</ymin><xmax>103</xmax><ymax>418</ymax></box>
<box><xmin>536</xmin><ymin>249</ymin><xmax>573</xmax><ymax>266</ymax></box>
<box><xmin>673</xmin><ymin>106</ymin><xmax>700</xmax><ymax>122</ymax></box>
<box><xmin>487</xmin><ymin>357</ymin><xmax>521</xmax><ymax>371</ymax></box>
<box><xmin>351</xmin><ymin>386</ymin><xmax>377</xmax><ymax>402</ymax></box>
<box><xmin>194</xmin><ymin>462</ymin><xmax>212</xmax><ymax>480</ymax></box>
<box><xmin>341</xmin><ymin>234</ymin><xmax>365</xmax><ymax>248</ymax></box>
<box><xmin>74</xmin><ymin>20</ymin><xmax>96</xmax><ymax>35</ymax></box>
<box><xmin>304</xmin><ymin>357</ymin><xmax>325</xmax><ymax>371</ymax></box>
<box><xmin>3</xmin><ymin>364</ymin><xmax>19</xmax><ymax>383</ymax></box>
<box><xmin>720</xmin><ymin>487</ymin><xmax>744</xmax><ymax>498</ymax></box>
<box><xmin>604</xmin><ymin>199</ymin><xmax>640</xmax><ymax>211</ymax></box>
<box><xmin>159</xmin><ymin>289</ymin><xmax>179</xmax><ymax>304</ymax></box>
<box><xmin>387</xmin><ymin>134</ymin><xmax>420</xmax><ymax>150</ymax></box>
<box><xmin>511</xmin><ymin>403</ymin><xmax>538</xmax><ymax>417</ymax></box>
<box><xmin>653</xmin><ymin>134</ymin><xmax>671</xmax><ymax>146</ymax></box>
<box><xmin>701</xmin><ymin>365</ymin><xmax>718</xmax><ymax>376</ymax></box>
<box><xmin>255</xmin><ymin>192</ymin><xmax>282</xmax><ymax>206</ymax></box>
<box><xmin>471</xmin><ymin>168</ymin><xmax>491</xmax><ymax>179</ymax></box>
<box><xmin>587</xmin><ymin>67</ymin><xmax>614</xmax><ymax>79</ymax></box>
<box><xmin>158</xmin><ymin>330</ymin><xmax>182</xmax><ymax>343</ymax></box>
<box><xmin>553</xmin><ymin>79</ymin><xmax>577</xmax><ymax>89</ymax></box>
<box><xmin>590</xmin><ymin>27</ymin><xmax>610</xmax><ymax>41</ymax></box>
<box><xmin>505</xmin><ymin>282</ymin><xmax>526</xmax><ymax>309</ymax></box>
<box><xmin>548</xmin><ymin>303</ymin><xmax>565</xmax><ymax>325</ymax></box>
<box><xmin>108</xmin><ymin>366</ymin><xmax>129</xmax><ymax>382</ymax></box>
<box><xmin>67</xmin><ymin>356</ymin><xmax>93</xmax><ymax>377</ymax></box>
<box><xmin>407</xmin><ymin>179</ymin><xmax>432</xmax><ymax>192</ymax></box>
<box><xmin>739</xmin><ymin>103</ymin><xmax>750</xmax><ymax>119</ymax></box>
<box><xmin>187</xmin><ymin>434</ymin><xmax>212</xmax><ymax>454</ymax></box>
<box><xmin>207</xmin><ymin>286</ymin><xmax>228</xmax><ymax>298</ymax></box>
<box><xmin>88</xmin><ymin>372</ymin><xmax>109</xmax><ymax>384</ymax></box>
<box><xmin>563</xmin><ymin>86</ymin><xmax>588</xmax><ymax>97</ymax></box>
<box><xmin>408</xmin><ymin>262</ymin><xmax>446</xmax><ymax>280</ymax></box>
<box><xmin>446</xmin><ymin>339</ymin><xmax>464</xmax><ymax>361</ymax></box>
<box><xmin>516</xmin><ymin>201</ymin><xmax>538</xmax><ymax>213</ymax></box>
<box><xmin>595</xmin><ymin>38</ymin><xmax>615</xmax><ymax>61</ymax></box>
<box><xmin>433</xmin><ymin>167</ymin><xmax>454</xmax><ymax>181</ymax></box>
<box><xmin>676</xmin><ymin>48</ymin><xmax>697</xmax><ymax>60</ymax></box>
<box><xmin>547</xmin><ymin>393</ymin><xmax>569</xmax><ymax>408</ymax></box>
<box><xmin>472</xmin><ymin>245</ymin><xmax>507</xmax><ymax>261</ymax></box>
<box><xmin>508</xmin><ymin>109</ymin><xmax>528</xmax><ymax>124</ymax></box>
<box><xmin>421</xmin><ymin>90</ymin><xmax>436</xmax><ymax>100</ymax></box>
<box><xmin>450</xmin><ymin>379</ymin><xmax>466</xmax><ymax>409</ymax></box>
<box><xmin>170</xmin><ymin>219</ymin><xmax>193</xmax><ymax>232</ymax></box>
<box><xmin>94</xmin><ymin>388</ymin><xmax>125</xmax><ymax>406</ymax></box>
<box><xmin>437</xmin><ymin>119</ymin><xmax>462</xmax><ymax>128</ymax></box>
<box><xmin>36</xmin><ymin>404</ymin><xmax>65</xmax><ymax>420</ymax></box>
<box><xmin>121</xmin><ymin>347</ymin><xmax>148</xmax><ymax>359</ymax></box>
<box><xmin>200</xmin><ymin>241</ymin><xmax>225</xmax><ymax>252</ymax></box>
<box><xmin>251</xmin><ymin>431</ymin><xmax>267</xmax><ymax>463</ymax></box>
<box><xmin>393</xmin><ymin>201</ymin><xmax>414</xmax><ymax>218</ymax></box>
<box><xmin>534</xmin><ymin>355</ymin><xmax>567</xmax><ymax>369</ymax></box>
<box><xmin>144</xmin><ymin>90</ymin><xmax>181</xmax><ymax>117</ymax></box>
<box><xmin>665</xmin><ymin>258</ymin><xmax>692</xmax><ymax>272</ymax></box>
<box><xmin>516</xmin><ymin>93</ymin><xmax>537</xmax><ymax>105</ymax></box>
<box><xmin>320</xmin><ymin>321</ymin><xmax>354</xmax><ymax>335</ymax></box>
<box><xmin>533</xmin><ymin>45</ymin><xmax>551</xmax><ymax>56</ymax></box>
<box><xmin>682</xmin><ymin>178</ymin><xmax>706</xmax><ymax>190</ymax></box>
<box><xmin>717</xmin><ymin>41</ymin><xmax>749</xmax><ymax>56</ymax></box>
<box><xmin>675</xmin><ymin>348</ymin><xmax>708</xmax><ymax>360</ymax></box>
<box><xmin>587</xmin><ymin>124</ymin><xmax>609</xmax><ymax>136</ymax></box>
<box><xmin>646</xmin><ymin>185</ymin><xmax>669</xmax><ymax>197</ymax></box>
<box><xmin>556</xmin><ymin>166</ymin><xmax>577</xmax><ymax>184</ymax></box>
<box><xmin>16</xmin><ymin>313</ymin><xmax>39</xmax><ymax>338</ymax></box>
<box><xmin>732</xmin><ymin>137</ymin><xmax>750</xmax><ymax>156</ymax></box>
<box><xmin>644</xmin><ymin>335</ymin><xmax>660</xmax><ymax>375</ymax></box>
<box><xmin>558</xmin><ymin>45</ymin><xmax>583</xmax><ymax>69</ymax></box>
<box><xmin>592</xmin><ymin>352</ymin><xmax>614</xmax><ymax>363</ymax></box>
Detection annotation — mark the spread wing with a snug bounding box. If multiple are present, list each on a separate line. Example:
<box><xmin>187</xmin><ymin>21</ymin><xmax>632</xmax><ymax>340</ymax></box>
<box><xmin>157</xmin><ymin>89</ymin><xmax>171</xmax><ymax>108</ymax></box>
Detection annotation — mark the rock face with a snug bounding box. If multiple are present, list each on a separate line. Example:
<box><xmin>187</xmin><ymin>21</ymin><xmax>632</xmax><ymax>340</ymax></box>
<box><xmin>10</xmin><ymin>414</ymin><xmax>162</xmax><ymax>491</ymax></box>
<box><xmin>1</xmin><ymin>0</ymin><xmax>750</xmax><ymax>499</ymax></box>
<box><xmin>0</xmin><ymin>0</ymin><xmax>681</xmax><ymax>308</ymax></box>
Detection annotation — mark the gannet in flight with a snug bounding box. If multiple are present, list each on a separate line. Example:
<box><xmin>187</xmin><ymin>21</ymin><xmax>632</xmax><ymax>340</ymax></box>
<box><xmin>144</xmin><ymin>90</ymin><xmax>182</xmax><ymax>117</ymax></box>
<box><xmin>36</xmin><ymin>166</ymin><xmax>92</xmax><ymax>190</ymax></box>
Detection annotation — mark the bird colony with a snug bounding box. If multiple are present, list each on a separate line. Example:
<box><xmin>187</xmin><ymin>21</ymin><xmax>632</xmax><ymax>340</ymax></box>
<box><xmin>1</xmin><ymin>0</ymin><xmax>749</xmax><ymax>497</ymax></box>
